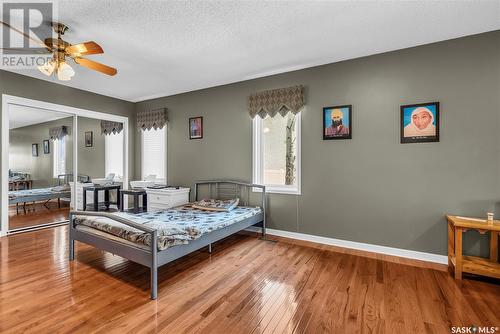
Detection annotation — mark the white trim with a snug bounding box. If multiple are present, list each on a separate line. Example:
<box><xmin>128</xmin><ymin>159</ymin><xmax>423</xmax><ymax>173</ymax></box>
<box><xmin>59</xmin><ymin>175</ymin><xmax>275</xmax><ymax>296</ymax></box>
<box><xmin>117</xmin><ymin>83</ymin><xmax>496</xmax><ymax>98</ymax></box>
<box><xmin>252</xmin><ymin>113</ymin><xmax>302</xmax><ymax>195</ymax></box>
<box><xmin>1</xmin><ymin>94</ymin><xmax>129</xmax><ymax>236</ymax></box>
<box><xmin>247</xmin><ymin>227</ymin><xmax>448</xmax><ymax>265</ymax></box>
<box><xmin>1</xmin><ymin>97</ymin><xmax>9</xmax><ymax>237</ymax></box>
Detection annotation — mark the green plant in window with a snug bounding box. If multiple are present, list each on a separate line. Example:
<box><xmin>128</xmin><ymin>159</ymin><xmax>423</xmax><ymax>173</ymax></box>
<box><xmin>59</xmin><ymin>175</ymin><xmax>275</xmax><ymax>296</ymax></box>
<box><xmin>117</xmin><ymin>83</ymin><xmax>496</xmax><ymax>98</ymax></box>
<box><xmin>285</xmin><ymin>114</ymin><xmax>296</xmax><ymax>185</ymax></box>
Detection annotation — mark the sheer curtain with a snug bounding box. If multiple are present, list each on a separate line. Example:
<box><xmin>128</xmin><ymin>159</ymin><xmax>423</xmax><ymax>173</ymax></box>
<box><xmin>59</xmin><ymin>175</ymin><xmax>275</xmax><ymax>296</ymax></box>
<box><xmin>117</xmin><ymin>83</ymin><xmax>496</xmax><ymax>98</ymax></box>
<box><xmin>141</xmin><ymin>127</ymin><xmax>166</xmax><ymax>181</ymax></box>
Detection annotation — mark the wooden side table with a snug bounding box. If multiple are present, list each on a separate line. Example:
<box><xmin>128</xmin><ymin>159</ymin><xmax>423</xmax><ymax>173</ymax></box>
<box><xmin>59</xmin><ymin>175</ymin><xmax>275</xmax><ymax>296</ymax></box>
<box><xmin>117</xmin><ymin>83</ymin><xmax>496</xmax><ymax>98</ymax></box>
<box><xmin>446</xmin><ymin>215</ymin><xmax>499</xmax><ymax>280</ymax></box>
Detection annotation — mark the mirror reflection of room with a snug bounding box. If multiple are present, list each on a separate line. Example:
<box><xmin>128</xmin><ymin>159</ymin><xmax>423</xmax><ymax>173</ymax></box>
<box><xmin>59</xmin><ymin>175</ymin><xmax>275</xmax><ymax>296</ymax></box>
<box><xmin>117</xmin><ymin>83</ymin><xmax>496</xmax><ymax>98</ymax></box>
<box><xmin>72</xmin><ymin>118</ymin><xmax>124</xmax><ymax>212</ymax></box>
<box><xmin>8</xmin><ymin>106</ymin><xmax>73</xmax><ymax>231</ymax></box>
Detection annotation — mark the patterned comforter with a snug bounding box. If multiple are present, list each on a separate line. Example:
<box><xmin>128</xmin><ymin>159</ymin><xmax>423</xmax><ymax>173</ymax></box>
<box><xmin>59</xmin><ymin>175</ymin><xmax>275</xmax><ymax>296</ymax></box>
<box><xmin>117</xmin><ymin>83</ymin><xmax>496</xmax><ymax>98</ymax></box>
<box><xmin>74</xmin><ymin>205</ymin><xmax>262</xmax><ymax>251</ymax></box>
<box><xmin>9</xmin><ymin>186</ymin><xmax>71</xmax><ymax>200</ymax></box>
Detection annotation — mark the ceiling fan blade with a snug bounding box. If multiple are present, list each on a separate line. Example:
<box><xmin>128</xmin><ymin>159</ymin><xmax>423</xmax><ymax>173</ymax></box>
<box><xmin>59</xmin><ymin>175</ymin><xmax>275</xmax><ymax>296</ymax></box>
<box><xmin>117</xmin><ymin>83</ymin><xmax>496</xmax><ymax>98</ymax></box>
<box><xmin>0</xmin><ymin>21</ymin><xmax>51</xmax><ymax>50</ymax></box>
<box><xmin>73</xmin><ymin>57</ymin><xmax>117</xmax><ymax>76</ymax></box>
<box><xmin>66</xmin><ymin>41</ymin><xmax>103</xmax><ymax>56</ymax></box>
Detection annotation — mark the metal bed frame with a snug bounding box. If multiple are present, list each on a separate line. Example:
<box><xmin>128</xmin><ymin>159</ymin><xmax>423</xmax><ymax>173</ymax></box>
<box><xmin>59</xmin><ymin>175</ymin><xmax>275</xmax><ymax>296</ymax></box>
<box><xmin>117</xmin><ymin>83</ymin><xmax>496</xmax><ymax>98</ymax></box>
<box><xmin>8</xmin><ymin>174</ymin><xmax>90</xmax><ymax>214</ymax></box>
<box><xmin>69</xmin><ymin>180</ymin><xmax>266</xmax><ymax>300</ymax></box>
<box><xmin>10</xmin><ymin>190</ymin><xmax>71</xmax><ymax>213</ymax></box>
<box><xmin>57</xmin><ymin>173</ymin><xmax>91</xmax><ymax>185</ymax></box>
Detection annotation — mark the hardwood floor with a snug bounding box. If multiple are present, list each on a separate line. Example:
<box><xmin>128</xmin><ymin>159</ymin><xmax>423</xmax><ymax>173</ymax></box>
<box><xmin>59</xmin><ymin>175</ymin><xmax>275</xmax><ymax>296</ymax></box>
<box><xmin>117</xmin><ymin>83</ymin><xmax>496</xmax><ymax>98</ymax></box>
<box><xmin>8</xmin><ymin>201</ymin><xmax>69</xmax><ymax>230</ymax></box>
<box><xmin>0</xmin><ymin>227</ymin><xmax>498</xmax><ymax>333</ymax></box>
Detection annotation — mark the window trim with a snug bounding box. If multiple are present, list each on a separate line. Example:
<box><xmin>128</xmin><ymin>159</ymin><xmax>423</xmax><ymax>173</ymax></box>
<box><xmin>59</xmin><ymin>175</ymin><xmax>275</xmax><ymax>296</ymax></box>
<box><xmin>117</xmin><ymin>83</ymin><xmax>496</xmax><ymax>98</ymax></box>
<box><xmin>140</xmin><ymin>127</ymin><xmax>167</xmax><ymax>183</ymax></box>
<box><xmin>252</xmin><ymin>113</ymin><xmax>302</xmax><ymax>195</ymax></box>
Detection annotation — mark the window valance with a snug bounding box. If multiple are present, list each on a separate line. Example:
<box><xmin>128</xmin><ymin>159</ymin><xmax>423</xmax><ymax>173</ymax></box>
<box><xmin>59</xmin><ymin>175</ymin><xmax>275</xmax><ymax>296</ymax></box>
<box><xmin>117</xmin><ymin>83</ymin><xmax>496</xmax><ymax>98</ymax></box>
<box><xmin>101</xmin><ymin>120</ymin><xmax>124</xmax><ymax>135</ymax></box>
<box><xmin>137</xmin><ymin>108</ymin><xmax>168</xmax><ymax>131</ymax></box>
<box><xmin>49</xmin><ymin>126</ymin><xmax>70</xmax><ymax>141</ymax></box>
<box><xmin>248</xmin><ymin>85</ymin><xmax>305</xmax><ymax>119</ymax></box>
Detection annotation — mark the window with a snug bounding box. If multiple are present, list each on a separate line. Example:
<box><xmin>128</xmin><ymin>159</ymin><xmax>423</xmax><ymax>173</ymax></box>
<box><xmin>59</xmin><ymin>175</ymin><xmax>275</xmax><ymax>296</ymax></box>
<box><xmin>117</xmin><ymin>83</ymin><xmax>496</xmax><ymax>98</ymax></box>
<box><xmin>141</xmin><ymin>127</ymin><xmax>166</xmax><ymax>181</ymax></box>
<box><xmin>104</xmin><ymin>131</ymin><xmax>124</xmax><ymax>178</ymax></box>
<box><xmin>253</xmin><ymin>113</ymin><xmax>301</xmax><ymax>194</ymax></box>
<box><xmin>53</xmin><ymin>138</ymin><xmax>66</xmax><ymax>178</ymax></box>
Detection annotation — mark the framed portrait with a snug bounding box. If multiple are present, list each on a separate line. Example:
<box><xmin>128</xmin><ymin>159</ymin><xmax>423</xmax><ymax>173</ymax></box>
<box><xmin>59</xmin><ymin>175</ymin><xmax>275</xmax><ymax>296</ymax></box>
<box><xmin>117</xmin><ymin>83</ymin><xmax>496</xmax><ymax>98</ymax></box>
<box><xmin>32</xmin><ymin>144</ymin><xmax>38</xmax><ymax>157</ymax></box>
<box><xmin>85</xmin><ymin>131</ymin><xmax>93</xmax><ymax>147</ymax></box>
<box><xmin>43</xmin><ymin>140</ymin><xmax>50</xmax><ymax>154</ymax></box>
<box><xmin>189</xmin><ymin>117</ymin><xmax>203</xmax><ymax>139</ymax></box>
<box><xmin>323</xmin><ymin>105</ymin><xmax>352</xmax><ymax>140</ymax></box>
<box><xmin>400</xmin><ymin>102</ymin><xmax>439</xmax><ymax>143</ymax></box>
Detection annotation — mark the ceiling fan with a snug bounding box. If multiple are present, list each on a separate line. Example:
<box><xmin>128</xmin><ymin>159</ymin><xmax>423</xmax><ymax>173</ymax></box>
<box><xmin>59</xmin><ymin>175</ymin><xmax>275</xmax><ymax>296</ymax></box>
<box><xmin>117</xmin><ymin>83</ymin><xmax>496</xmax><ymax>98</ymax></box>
<box><xmin>1</xmin><ymin>21</ymin><xmax>117</xmax><ymax>81</ymax></box>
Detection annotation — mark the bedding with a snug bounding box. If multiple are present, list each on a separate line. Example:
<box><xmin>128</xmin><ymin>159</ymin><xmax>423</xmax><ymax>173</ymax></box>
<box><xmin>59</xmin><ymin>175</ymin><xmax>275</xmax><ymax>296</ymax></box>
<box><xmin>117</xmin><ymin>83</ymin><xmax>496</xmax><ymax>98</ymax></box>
<box><xmin>191</xmin><ymin>198</ymin><xmax>240</xmax><ymax>211</ymax></box>
<box><xmin>9</xmin><ymin>186</ymin><xmax>71</xmax><ymax>201</ymax></box>
<box><xmin>74</xmin><ymin>204</ymin><xmax>262</xmax><ymax>251</ymax></box>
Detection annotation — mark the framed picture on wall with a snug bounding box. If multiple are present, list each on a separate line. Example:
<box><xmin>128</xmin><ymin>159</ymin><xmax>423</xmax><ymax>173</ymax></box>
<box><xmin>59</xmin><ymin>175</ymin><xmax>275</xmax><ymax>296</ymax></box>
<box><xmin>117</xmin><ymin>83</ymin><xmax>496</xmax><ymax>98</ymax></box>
<box><xmin>400</xmin><ymin>102</ymin><xmax>439</xmax><ymax>143</ymax></box>
<box><xmin>43</xmin><ymin>140</ymin><xmax>50</xmax><ymax>154</ymax></box>
<box><xmin>189</xmin><ymin>117</ymin><xmax>203</xmax><ymax>139</ymax></box>
<box><xmin>85</xmin><ymin>131</ymin><xmax>93</xmax><ymax>147</ymax></box>
<box><xmin>323</xmin><ymin>105</ymin><xmax>352</xmax><ymax>140</ymax></box>
<box><xmin>32</xmin><ymin>143</ymin><xmax>38</xmax><ymax>157</ymax></box>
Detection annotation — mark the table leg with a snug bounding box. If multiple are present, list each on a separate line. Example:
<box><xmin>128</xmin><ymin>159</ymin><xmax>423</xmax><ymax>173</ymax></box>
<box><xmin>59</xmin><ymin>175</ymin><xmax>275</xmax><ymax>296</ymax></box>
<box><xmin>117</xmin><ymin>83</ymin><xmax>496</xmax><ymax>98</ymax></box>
<box><xmin>454</xmin><ymin>227</ymin><xmax>463</xmax><ymax>280</ymax></box>
<box><xmin>133</xmin><ymin>195</ymin><xmax>138</xmax><ymax>214</ymax></box>
<box><xmin>94</xmin><ymin>190</ymin><xmax>99</xmax><ymax>211</ymax></box>
<box><xmin>116</xmin><ymin>188</ymin><xmax>121</xmax><ymax>210</ymax></box>
<box><xmin>143</xmin><ymin>194</ymin><xmax>147</xmax><ymax>211</ymax></box>
<box><xmin>448</xmin><ymin>221</ymin><xmax>454</xmax><ymax>271</ymax></box>
<box><xmin>120</xmin><ymin>192</ymin><xmax>124</xmax><ymax>212</ymax></box>
<box><xmin>105</xmin><ymin>190</ymin><xmax>110</xmax><ymax>210</ymax></box>
<box><xmin>490</xmin><ymin>231</ymin><xmax>498</xmax><ymax>263</ymax></box>
<box><xmin>83</xmin><ymin>189</ymin><xmax>87</xmax><ymax>211</ymax></box>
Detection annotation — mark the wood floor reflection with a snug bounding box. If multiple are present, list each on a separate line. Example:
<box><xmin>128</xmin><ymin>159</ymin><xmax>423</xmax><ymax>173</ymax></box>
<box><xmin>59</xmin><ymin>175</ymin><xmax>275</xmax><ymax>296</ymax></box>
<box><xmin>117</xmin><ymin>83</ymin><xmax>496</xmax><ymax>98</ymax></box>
<box><xmin>8</xmin><ymin>200</ymin><xmax>69</xmax><ymax>230</ymax></box>
<box><xmin>0</xmin><ymin>226</ymin><xmax>498</xmax><ymax>333</ymax></box>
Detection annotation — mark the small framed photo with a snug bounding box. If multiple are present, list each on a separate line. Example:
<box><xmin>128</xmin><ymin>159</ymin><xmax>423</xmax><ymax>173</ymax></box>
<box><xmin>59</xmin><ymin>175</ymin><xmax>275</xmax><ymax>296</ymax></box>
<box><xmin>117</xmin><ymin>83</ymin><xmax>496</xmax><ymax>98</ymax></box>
<box><xmin>401</xmin><ymin>102</ymin><xmax>439</xmax><ymax>143</ymax></box>
<box><xmin>85</xmin><ymin>131</ymin><xmax>93</xmax><ymax>147</ymax></box>
<box><xmin>32</xmin><ymin>143</ymin><xmax>38</xmax><ymax>157</ymax></box>
<box><xmin>323</xmin><ymin>105</ymin><xmax>352</xmax><ymax>140</ymax></box>
<box><xmin>43</xmin><ymin>140</ymin><xmax>50</xmax><ymax>154</ymax></box>
<box><xmin>189</xmin><ymin>117</ymin><xmax>203</xmax><ymax>139</ymax></box>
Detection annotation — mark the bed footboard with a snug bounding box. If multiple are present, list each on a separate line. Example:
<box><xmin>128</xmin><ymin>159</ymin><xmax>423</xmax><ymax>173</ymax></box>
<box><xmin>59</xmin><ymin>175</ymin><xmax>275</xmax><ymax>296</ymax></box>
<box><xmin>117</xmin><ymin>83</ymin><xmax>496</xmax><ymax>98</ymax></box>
<box><xmin>68</xmin><ymin>210</ymin><xmax>159</xmax><ymax>299</ymax></box>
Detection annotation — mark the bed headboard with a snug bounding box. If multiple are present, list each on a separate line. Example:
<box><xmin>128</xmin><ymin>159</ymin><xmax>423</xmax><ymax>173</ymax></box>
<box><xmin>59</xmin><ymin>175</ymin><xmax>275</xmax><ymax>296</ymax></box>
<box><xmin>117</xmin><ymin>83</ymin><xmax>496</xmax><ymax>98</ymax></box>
<box><xmin>57</xmin><ymin>173</ymin><xmax>91</xmax><ymax>185</ymax></box>
<box><xmin>193</xmin><ymin>180</ymin><xmax>266</xmax><ymax>210</ymax></box>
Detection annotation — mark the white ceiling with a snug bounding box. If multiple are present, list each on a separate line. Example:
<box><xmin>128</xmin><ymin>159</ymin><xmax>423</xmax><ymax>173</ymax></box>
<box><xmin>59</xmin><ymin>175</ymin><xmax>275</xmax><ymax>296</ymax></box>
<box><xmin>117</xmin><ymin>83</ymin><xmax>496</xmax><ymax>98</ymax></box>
<box><xmin>9</xmin><ymin>105</ymin><xmax>70</xmax><ymax>129</ymax></box>
<box><xmin>3</xmin><ymin>0</ymin><xmax>500</xmax><ymax>102</ymax></box>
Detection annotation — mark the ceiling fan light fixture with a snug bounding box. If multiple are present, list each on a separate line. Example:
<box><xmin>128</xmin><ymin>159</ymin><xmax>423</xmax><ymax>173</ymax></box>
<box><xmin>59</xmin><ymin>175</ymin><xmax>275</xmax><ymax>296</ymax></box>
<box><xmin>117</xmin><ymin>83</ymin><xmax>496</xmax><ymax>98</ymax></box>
<box><xmin>57</xmin><ymin>61</ymin><xmax>75</xmax><ymax>81</ymax></box>
<box><xmin>38</xmin><ymin>60</ymin><xmax>55</xmax><ymax>76</ymax></box>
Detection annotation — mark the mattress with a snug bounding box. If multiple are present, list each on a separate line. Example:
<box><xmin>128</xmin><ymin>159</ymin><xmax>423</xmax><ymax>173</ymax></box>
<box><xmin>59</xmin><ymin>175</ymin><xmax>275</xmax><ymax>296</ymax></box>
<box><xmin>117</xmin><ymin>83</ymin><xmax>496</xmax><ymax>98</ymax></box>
<box><xmin>9</xmin><ymin>186</ymin><xmax>71</xmax><ymax>201</ymax></box>
<box><xmin>74</xmin><ymin>204</ymin><xmax>262</xmax><ymax>251</ymax></box>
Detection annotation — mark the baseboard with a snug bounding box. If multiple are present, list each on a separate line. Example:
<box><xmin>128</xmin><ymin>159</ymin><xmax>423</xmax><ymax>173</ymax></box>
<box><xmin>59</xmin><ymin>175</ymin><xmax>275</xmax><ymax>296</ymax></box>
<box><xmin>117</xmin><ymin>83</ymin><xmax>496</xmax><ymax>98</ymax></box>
<box><xmin>246</xmin><ymin>227</ymin><xmax>448</xmax><ymax>265</ymax></box>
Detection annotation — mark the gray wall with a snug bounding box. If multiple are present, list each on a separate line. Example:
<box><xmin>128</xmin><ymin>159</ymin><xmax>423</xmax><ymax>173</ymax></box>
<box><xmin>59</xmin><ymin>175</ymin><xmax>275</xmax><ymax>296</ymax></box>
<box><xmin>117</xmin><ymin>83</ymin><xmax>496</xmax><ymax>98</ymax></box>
<box><xmin>135</xmin><ymin>31</ymin><xmax>500</xmax><ymax>256</ymax></box>
<box><xmin>10</xmin><ymin>117</ymin><xmax>73</xmax><ymax>188</ymax></box>
<box><xmin>77</xmin><ymin>117</ymin><xmax>106</xmax><ymax>179</ymax></box>
<box><xmin>0</xmin><ymin>70</ymin><xmax>136</xmax><ymax>233</ymax></box>
<box><xmin>9</xmin><ymin>116</ymin><xmax>107</xmax><ymax>188</ymax></box>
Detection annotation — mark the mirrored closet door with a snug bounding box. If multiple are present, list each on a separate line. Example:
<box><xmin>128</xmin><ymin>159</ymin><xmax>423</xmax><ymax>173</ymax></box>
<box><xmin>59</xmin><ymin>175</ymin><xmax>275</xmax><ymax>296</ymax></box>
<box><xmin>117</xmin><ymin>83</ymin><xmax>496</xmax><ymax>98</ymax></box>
<box><xmin>8</xmin><ymin>106</ymin><xmax>74</xmax><ymax>232</ymax></box>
